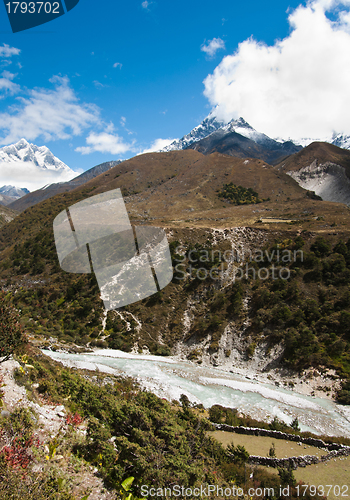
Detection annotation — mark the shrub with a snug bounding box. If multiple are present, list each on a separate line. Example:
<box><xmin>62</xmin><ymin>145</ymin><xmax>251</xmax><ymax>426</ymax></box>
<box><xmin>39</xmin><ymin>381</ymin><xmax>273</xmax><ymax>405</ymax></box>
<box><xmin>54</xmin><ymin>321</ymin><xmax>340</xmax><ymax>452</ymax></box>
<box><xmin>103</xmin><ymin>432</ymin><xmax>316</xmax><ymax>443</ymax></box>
<box><xmin>226</xmin><ymin>443</ymin><xmax>249</xmax><ymax>463</ymax></box>
<box><xmin>310</xmin><ymin>237</ymin><xmax>331</xmax><ymax>257</ymax></box>
<box><xmin>268</xmin><ymin>442</ymin><xmax>276</xmax><ymax>457</ymax></box>
<box><xmin>0</xmin><ymin>293</ymin><xmax>27</xmax><ymax>363</ymax></box>
<box><xmin>218</xmin><ymin>183</ymin><xmax>263</xmax><ymax>205</ymax></box>
<box><xmin>269</xmin><ymin>416</ymin><xmax>289</xmax><ymax>432</ymax></box>
<box><xmin>291</xmin><ymin>417</ymin><xmax>300</xmax><ymax>431</ymax></box>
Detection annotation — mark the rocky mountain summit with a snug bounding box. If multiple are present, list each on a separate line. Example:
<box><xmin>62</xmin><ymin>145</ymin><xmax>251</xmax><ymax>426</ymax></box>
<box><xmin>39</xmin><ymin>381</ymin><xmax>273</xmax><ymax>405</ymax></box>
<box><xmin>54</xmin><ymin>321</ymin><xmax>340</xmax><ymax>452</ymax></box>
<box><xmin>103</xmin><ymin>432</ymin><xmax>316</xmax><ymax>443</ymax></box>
<box><xmin>162</xmin><ymin>114</ymin><xmax>302</xmax><ymax>163</ymax></box>
<box><xmin>0</xmin><ymin>138</ymin><xmax>72</xmax><ymax>173</ymax></box>
<box><xmin>0</xmin><ymin>185</ymin><xmax>29</xmax><ymax>206</ymax></box>
<box><xmin>0</xmin><ymin>138</ymin><xmax>77</xmax><ymax>196</ymax></box>
<box><xmin>163</xmin><ymin>112</ymin><xmax>350</xmax><ymax>155</ymax></box>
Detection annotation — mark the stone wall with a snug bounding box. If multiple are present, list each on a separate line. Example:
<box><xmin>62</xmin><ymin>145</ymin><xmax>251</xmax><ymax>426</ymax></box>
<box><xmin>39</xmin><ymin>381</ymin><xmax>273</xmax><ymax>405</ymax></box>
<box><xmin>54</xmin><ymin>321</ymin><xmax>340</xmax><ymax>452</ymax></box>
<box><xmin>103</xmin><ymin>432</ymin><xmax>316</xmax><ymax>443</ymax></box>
<box><xmin>214</xmin><ymin>423</ymin><xmax>350</xmax><ymax>469</ymax></box>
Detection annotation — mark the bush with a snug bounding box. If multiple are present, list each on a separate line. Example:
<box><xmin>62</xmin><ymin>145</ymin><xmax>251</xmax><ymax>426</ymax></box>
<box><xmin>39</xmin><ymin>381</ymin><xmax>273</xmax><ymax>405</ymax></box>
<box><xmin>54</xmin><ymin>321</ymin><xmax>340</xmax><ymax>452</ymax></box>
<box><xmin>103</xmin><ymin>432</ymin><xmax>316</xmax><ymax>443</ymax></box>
<box><xmin>226</xmin><ymin>443</ymin><xmax>249</xmax><ymax>463</ymax></box>
<box><xmin>218</xmin><ymin>183</ymin><xmax>263</xmax><ymax>205</ymax></box>
<box><xmin>0</xmin><ymin>464</ymin><xmax>76</xmax><ymax>499</ymax></box>
<box><xmin>0</xmin><ymin>293</ymin><xmax>27</xmax><ymax>363</ymax></box>
<box><xmin>269</xmin><ymin>416</ymin><xmax>289</xmax><ymax>432</ymax></box>
<box><xmin>278</xmin><ymin>466</ymin><xmax>296</xmax><ymax>487</ymax></box>
<box><xmin>268</xmin><ymin>442</ymin><xmax>276</xmax><ymax>457</ymax></box>
<box><xmin>310</xmin><ymin>237</ymin><xmax>331</xmax><ymax>257</ymax></box>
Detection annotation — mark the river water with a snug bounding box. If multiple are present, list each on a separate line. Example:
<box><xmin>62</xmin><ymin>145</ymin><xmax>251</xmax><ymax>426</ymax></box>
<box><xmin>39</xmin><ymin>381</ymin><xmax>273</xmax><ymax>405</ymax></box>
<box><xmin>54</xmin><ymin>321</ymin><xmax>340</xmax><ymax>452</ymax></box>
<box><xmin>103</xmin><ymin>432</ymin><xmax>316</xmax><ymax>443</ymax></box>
<box><xmin>43</xmin><ymin>349</ymin><xmax>350</xmax><ymax>437</ymax></box>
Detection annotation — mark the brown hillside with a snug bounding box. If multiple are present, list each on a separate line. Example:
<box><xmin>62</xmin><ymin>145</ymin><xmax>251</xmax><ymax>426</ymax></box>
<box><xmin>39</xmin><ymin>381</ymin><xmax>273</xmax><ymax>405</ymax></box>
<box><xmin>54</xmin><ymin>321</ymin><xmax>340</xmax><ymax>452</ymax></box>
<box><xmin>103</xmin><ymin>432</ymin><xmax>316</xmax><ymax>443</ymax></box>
<box><xmin>276</xmin><ymin>142</ymin><xmax>350</xmax><ymax>176</ymax></box>
<box><xmin>63</xmin><ymin>149</ymin><xmax>350</xmax><ymax>230</ymax></box>
<box><xmin>1</xmin><ymin>150</ymin><xmax>350</xmax><ymax>251</ymax></box>
<box><xmin>0</xmin><ymin>193</ymin><xmax>14</xmax><ymax>206</ymax></box>
<box><xmin>75</xmin><ymin>150</ymin><xmax>307</xmax><ymax>212</ymax></box>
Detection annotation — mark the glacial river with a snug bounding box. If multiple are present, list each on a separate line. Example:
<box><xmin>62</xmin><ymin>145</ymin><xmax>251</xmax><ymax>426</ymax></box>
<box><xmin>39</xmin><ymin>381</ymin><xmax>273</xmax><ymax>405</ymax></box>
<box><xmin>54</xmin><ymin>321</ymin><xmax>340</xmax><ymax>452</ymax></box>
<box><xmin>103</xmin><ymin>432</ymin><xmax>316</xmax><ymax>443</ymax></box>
<box><xmin>43</xmin><ymin>349</ymin><xmax>350</xmax><ymax>437</ymax></box>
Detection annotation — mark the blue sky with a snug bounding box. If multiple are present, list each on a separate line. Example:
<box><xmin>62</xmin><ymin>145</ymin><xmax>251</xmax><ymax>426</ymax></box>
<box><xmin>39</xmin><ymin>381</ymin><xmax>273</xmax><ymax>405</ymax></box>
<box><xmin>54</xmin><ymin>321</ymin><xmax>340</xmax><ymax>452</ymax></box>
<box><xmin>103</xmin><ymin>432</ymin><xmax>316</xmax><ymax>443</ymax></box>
<box><xmin>1</xmin><ymin>0</ymin><xmax>350</xmax><ymax>189</ymax></box>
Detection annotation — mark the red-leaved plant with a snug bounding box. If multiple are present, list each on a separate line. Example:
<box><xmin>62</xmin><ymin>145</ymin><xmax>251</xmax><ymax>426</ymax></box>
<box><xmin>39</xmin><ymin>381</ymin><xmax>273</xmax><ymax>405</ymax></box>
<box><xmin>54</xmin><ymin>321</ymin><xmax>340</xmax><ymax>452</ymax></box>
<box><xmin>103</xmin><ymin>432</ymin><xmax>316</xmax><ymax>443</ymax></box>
<box><xmin>2</xmin><ymin>434</ymin><xmax>40</xmax><ymax>470</ymax></box>
<box><xmin>65</xmin><ymin>412</ymin><xmax>83</xmax><ymax>427</ymax></box>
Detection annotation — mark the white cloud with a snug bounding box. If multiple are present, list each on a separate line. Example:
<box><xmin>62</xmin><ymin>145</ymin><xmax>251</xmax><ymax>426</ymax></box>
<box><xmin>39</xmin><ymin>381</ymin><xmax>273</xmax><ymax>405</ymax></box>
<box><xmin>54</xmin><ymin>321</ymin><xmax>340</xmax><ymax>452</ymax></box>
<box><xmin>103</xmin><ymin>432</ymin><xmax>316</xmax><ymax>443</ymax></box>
<box><xmin>0</xmin><ymin>71</ymin><xmax>20</xmax><ymax>98</ymax></box>
<box><xmin>120</xmin><ymin>116</ymin><xmax>126</xmax><ymax>126</ymax></box>
<box><xmin>0</xmin><ymin>44</ymin><xmax>20</xmax><ymax>58</ymax></box>
<box><xmin>203</xmin><ymin>0</ymin><xmax>350</xmax><ymax>142</ymax></box>
<box><xmin>75</xmin><ymin>131</ymin><xmax>134</xmax><ymax>155</ymax></box>
<box><xmin>0</xmin><ymin>76</ymin><xmax>100</xmax><ymax>145</ymax></box>
<box><xmin>139</xmin><ymin>138</ymin><xmax>177</xmax><ymax>154</ymax></box>
<box><xmin>113</xmin><ymin>62</ymin><xmax>122</xmax><ymax>69</ymax></box>
<box><xmin>201</xmin><ymin>38</ymin><xmax>226</xmax><ymax>58</ymax></box>
<box><xmin>93</xmin><ymin>80</ymin><xmax>107</xmax><ymax>89</ymax></box>
<box><xmin>142</xmin><ymin>1</ymin><xmax>150</xmax><ymax>9</ymax></box>
<box><xmin>0</xmin><ymin>160</ymin><xmax>77</xmax><ymax>192</ymax></box>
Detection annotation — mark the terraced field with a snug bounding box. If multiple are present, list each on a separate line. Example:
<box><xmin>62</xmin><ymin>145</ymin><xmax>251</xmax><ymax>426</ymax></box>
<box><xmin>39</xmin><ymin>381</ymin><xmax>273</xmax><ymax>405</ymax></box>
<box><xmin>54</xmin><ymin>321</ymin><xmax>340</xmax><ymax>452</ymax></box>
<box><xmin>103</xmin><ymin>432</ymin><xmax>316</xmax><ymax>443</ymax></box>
<box><xmin>210</xmin><ymin>430</ymin><xmax>350</xmax><ymax>500</ymax></box>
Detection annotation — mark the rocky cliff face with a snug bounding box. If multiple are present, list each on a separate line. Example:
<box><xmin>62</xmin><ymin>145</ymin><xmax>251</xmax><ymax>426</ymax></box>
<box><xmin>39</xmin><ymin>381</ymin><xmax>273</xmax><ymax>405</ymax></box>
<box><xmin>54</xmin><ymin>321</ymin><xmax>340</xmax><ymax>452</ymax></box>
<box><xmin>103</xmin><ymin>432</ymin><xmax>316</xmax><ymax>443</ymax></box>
<box><xmin>287</xmin><ymin>161</ymin><xmax>350</xmax><ymax>205</ymax></box>
<box><xmin>276</xmin><ymin>142</ymin><xmax>350</xmax><ymax>204</ymax></box>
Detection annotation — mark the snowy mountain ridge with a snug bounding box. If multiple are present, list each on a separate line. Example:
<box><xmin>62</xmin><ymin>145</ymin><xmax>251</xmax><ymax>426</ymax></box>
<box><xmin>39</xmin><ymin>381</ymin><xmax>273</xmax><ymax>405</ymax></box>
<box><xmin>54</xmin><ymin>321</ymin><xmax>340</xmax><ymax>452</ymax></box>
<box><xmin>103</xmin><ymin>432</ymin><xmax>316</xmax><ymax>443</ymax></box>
<box><xmin>0</xmin><ymin>184</ymin><xmax>30</xmax><ymax>206</ymax></box>
<box><xmin>0</xmin><ymin>185</ymin><xmax>29</xmax><ymax>197</ymax></box>
<box><xmin>161</xmin><ymin>114</ymin><xmax>303</xmax><ymax>154</ymax></box>
<box><xmin>331</xmin><ymin>133</ymin><xmax>350</xmax><ymax>150</ymax></box>
<box><xmin>161</xmin><ymin>113</ymin><xmax>350</xmax><ymax>154</ymax></box>
<box><xmin>0</xmin><ymin>138</ymin><xmax>72</xmax><ymax>173</ymax></box>
<box><xmin>0</xmin><ymin>138</ymin><xmax>78</xmax><ymax>193</ymax></box>
<box><xmin>162</xmin><ymin>113</ymin><xmax>227</xmax><ymax>152</ymax></box>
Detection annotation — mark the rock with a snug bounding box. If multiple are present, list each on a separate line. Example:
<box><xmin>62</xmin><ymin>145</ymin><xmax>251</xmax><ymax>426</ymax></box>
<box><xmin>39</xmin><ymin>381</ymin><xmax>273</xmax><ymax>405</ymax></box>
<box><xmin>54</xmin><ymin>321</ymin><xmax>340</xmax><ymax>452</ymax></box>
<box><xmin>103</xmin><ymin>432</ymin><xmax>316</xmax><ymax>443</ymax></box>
<box><xmin>1</xmin><ymin>410</ymin><xmax>10</xmax><ymax>418</ymax></box>
<box><xmin>32</xmin><ymin>464</ymin><xmax>43</xmax><ymax>473</ymax></box>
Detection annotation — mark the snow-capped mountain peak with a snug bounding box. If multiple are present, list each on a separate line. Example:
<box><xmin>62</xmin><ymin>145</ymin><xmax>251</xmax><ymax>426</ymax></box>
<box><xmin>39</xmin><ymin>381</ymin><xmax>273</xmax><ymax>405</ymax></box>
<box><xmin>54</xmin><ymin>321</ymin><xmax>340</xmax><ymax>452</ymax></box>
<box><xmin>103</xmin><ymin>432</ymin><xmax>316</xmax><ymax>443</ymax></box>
<box><xmin>222</xmin><ymin>117</ymin><xmax>284</xmax><ymax>147</ymax></box>
<box><xmin>160</xmin><ymin>113</ymin><xmax>301</xmax><ymax>154</ymax></box>
<box><xmin>161</xmin><ymin>113</ymin><xmax>227</xmax><ymax>152</ymax></box>
<box><xmin>224</xmin><ymin>117</ymin><xmax>253</xmax><ymax>131</ymax></box>
<box><xmin>331</xmin><ymin>133</ymin><xmax>350</xmax><ymax>150</ymax></box>
<box><xmin>0</xmin><ymin>185</ymin><xmax>29</xmax><ymax>197</ymax></box>
<box><xmin>0</xmin><ymin>139</ymin><xmax>77</xmax><ymax>192</ymax></box>
<box><xmin>0</xmin><ymin>184</ymin><xmax>30</xmax><ymax>206</ymax></box>
<box><xmin>161</xmin><ymin>111</ymin><xmax>350</xmax><ymax>157</ymax></box>
<box><xmin>0</xmin><ymin>138</ymin><xmax>72</xmax><ymax>173</ymax></box>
